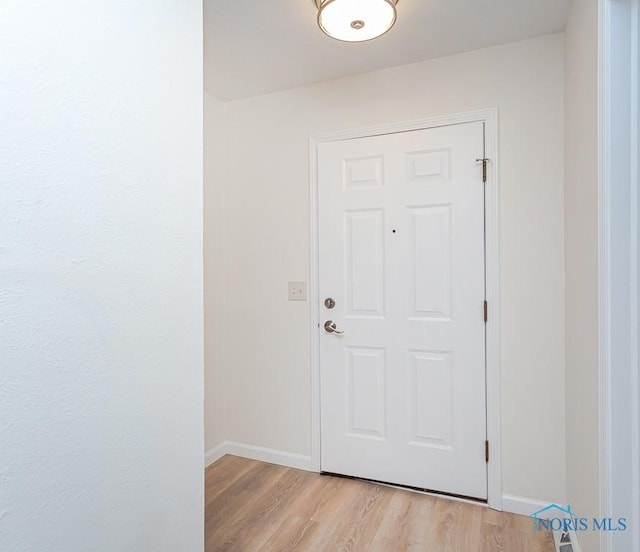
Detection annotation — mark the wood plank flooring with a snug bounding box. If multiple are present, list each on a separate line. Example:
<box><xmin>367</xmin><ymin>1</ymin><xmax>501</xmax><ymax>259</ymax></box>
<box><xmin>205</xmin><ymin>455</ymin><xmax>555</xmax><ymax>552</ymax></box>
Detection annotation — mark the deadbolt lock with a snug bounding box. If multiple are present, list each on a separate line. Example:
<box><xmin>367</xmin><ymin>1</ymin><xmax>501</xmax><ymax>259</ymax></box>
<box><xmin>324</xmin><ymin>297</ymin><xmax>336</xmax><ymax>309</ymax></box>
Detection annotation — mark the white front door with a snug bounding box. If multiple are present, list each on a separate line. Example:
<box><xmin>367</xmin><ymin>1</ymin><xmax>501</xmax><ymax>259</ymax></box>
<box><xmin>318</xmin><ymin>122</ymin><xmax>487</xmax><ymax>499</ymax></box>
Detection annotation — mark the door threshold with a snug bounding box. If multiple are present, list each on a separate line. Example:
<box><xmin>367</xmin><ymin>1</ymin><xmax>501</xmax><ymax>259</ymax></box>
<box><xmin>320</xmin><ymin>471</ymin><xmax>488</xmax><ymax>507</ymax></box>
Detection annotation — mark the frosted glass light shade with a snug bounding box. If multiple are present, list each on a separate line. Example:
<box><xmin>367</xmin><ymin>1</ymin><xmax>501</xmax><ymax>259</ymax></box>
<box><xmin>316</xmin><ymin>0</ymin><xmax>398</xmax><ymax>42</ymax></box>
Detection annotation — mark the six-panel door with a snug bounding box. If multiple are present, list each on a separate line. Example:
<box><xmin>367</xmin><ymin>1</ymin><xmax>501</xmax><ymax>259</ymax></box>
<box><xmin>318</xmin><ymin>122</ymin><xmax>488</xmax><ymax>499</ymax></box>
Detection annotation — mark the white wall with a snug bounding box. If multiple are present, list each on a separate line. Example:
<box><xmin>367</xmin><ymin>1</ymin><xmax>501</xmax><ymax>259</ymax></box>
<box><xmin>206</xmin><ymin>34</ymin><xmax>567</xmax><ymax>505</ymax></box>
<box><xmin>0</xmin><ymin>3</ymin><xmax>204</xmax><ymax>551</ymax></box>
<box><xmin>601</xmin><ymin>1</ymin><xmax>640</xmax><ymax>550</ymax></box>
<box><xmin>564</xmin><ymin>1</ymin><xmax>600</xmax><ymax>551</ymax></box>
<box><xmin>204</xmin><ymin>92</ymin><xmax>228</xmax><ymax>453</ymax></box>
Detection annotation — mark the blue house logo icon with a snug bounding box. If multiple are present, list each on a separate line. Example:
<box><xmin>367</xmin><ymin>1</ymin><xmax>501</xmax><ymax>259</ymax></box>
<box><xmin>530</xmin><ymin>503</ymin><xmax>628</xmax><ymax>533</ymax></box>
<box><xmin>532</xmin><ymin>503</ymin><xmax>574</xmax><ymax>519</ymax></box>
<box><xmin>530</xmin><ymin>504</ymin><xmax>576</xmax><ymax>532</ymax></box>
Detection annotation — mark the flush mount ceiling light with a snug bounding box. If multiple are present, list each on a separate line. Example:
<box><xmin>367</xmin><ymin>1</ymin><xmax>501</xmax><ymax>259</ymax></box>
<box><xmin>316</xmin><ymin>0</ymin><xmax>398</xmax><ymax>42</ymax></box>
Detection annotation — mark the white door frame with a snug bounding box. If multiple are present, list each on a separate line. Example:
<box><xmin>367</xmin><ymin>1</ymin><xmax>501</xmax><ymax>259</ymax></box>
<box><xmin>308</xmin><ymin>108</ymin><xmax>502</xmax><ymax>510</ymax></box>
<box><xmin>598</xmin><ymin>1</ymin><xmax>640</xmax><ymax>550</ymax></box>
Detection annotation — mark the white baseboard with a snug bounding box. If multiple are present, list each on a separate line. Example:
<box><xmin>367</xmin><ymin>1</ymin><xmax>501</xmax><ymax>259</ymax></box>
<box><xmin>204</xmin><ymin>440</ymin><xmax>313</xmax><ymax>471</ymax></box>
<box><xmin>502</xmin><ymin>494</ymin><xmax>556</xmax><ymax>517</ymax></box>
<box><xmin>204</xmin><ymin>442</ymin><xmax>227</xmax><ymax>467</ymax></box>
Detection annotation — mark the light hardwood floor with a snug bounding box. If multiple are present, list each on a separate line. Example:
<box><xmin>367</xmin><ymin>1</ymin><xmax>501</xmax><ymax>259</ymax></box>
<box><xmin>205</xmin><ymin>455</ymin><xmax>555</xmax><ymax>552</ymax></box>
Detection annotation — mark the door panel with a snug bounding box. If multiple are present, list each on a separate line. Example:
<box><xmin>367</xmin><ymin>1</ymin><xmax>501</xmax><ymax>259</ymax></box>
<box><xmin>345</xmin><ymin>210</ymin><xmax>385</xmax><ymax>317</ymax></box>
<box><xmin>410</xmin><ymin>204</ymin><xmax>452</xmax><ymax>319</ymax></box>
<box><xmin>347</xmin><ymin>347</ymin><xmax>386</xmax><ymax>439</ymax></box>
<box><xmin>408</xmin><ymin>350</ymin><xmax>453</xmax><ymax>448</ymax></box>
<box><xmin>318</xmin><ymin>122</ymin><xmax>487</xmax><ymax>499</ymax></box>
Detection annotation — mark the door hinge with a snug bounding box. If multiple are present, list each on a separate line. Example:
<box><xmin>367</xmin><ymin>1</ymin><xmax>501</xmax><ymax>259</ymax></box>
<box><xmin>484</xmin><ymin>300</ymin><xmax>488</xmax><ymax>323</ymax></box>
<box><xmin>485</xmin><ymin>440</ymin><xmax>489</xmax><ymax>463</ymax></box>
<box><xmin>476</xmin><ymin>157</ymin><xmax>490</xmax><ymax>183</ymax></box>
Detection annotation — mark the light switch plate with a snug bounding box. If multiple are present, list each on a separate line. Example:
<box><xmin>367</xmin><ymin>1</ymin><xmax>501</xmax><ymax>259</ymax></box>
<box><xmin>288</xmin><ymin>281</ymin><xmax>307</xmax><ymax>301</ymax></box>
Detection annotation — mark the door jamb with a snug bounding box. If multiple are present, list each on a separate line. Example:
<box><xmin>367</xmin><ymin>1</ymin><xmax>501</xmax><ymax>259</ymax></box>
<box><xmin>309</xmin><ymin>108</ymin><xmax>502</xmax><ymax>510</ymax></box>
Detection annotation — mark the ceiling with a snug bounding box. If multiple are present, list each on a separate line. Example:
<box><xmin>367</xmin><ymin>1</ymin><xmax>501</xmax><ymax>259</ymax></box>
<box><xmin>204</xmin><ymin>0</ymin><xmax>571</xmax><ymax>101</ymax></box>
